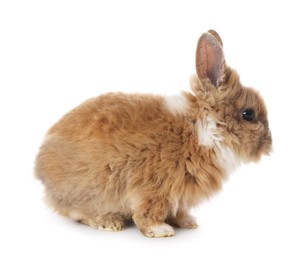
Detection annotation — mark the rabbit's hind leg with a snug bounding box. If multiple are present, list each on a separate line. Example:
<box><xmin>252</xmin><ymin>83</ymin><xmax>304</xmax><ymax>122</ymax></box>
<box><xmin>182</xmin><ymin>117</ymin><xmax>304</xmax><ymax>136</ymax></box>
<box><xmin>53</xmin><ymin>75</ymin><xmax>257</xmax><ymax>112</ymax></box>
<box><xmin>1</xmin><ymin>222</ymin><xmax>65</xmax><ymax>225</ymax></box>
<box><xmin>77</xmin><ymin>212</ymin><xmax>125</xmax><ymax>232</ymax></box>
<box><xmin>44</xmin><ymin>189</ymin><xmax>124</xmax><ymax>232</ymax></box>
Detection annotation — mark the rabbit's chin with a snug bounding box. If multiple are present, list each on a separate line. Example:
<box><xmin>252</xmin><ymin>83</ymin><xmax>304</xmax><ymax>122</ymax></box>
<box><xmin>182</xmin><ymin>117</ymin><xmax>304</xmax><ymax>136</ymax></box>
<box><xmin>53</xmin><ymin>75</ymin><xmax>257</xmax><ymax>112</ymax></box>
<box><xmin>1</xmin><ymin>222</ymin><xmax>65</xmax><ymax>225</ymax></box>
<box><xmin>241</xmin><ymin>145</ymin><xmax>272</xmax><ymax>164</ymax></box>
<box><xmin>244</xmin><ymin>132</ymin><xmax>273</xmax><ymax>163</ymax></box>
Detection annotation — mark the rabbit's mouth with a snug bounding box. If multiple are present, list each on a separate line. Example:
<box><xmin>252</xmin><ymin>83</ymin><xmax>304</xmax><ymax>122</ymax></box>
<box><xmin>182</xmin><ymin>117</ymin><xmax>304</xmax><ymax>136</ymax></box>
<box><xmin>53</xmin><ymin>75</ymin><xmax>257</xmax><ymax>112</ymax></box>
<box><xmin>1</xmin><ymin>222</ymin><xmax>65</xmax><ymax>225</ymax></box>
<box><xmin>259</xmin><ymin>130</ymin><xmax>273</xmax><ymax>156</ymax></box>
<box><xmin>248</xmin><ymin>130</ymin><xmax>273</xmax><ymax>162</ymax></box>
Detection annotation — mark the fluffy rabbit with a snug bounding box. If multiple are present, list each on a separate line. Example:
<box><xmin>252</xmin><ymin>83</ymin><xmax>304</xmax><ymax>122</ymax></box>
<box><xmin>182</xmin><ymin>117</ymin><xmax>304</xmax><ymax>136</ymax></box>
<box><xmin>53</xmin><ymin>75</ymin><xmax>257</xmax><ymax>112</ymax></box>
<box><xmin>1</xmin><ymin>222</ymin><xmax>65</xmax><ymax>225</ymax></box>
<box><xmin>35</xmin><ymin>30</ymin><xmax>272</xmax><ymax>238</ymax></box>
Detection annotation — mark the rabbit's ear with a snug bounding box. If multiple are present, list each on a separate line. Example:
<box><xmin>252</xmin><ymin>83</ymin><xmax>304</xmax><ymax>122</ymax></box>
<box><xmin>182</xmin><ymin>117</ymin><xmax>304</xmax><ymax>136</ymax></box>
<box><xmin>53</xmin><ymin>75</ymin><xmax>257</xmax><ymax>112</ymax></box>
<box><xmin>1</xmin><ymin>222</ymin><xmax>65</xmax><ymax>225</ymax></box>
<box><xmin>196</xmin><ymin>30</ymin><xmax>225</xmax><ymax>88</ymax></box>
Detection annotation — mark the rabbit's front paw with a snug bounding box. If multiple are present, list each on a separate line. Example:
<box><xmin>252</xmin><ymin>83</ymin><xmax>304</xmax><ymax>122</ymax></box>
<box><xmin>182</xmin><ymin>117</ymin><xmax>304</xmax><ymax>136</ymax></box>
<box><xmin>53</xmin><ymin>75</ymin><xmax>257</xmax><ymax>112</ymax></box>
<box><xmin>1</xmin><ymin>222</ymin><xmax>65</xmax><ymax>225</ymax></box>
<box><xmin>143</xmin><ymin>224</ymin><xmax>175</xmax><ymax>238</ymax></box>
<box><xmin>168</xmin><ymin>213</ymin><xmax>198</xmax><ymax>229</ymax></box>
<box><xmin>176</xmin><ymin>218</ymin><xmax>198</xmax><ymax>229</ymax></box>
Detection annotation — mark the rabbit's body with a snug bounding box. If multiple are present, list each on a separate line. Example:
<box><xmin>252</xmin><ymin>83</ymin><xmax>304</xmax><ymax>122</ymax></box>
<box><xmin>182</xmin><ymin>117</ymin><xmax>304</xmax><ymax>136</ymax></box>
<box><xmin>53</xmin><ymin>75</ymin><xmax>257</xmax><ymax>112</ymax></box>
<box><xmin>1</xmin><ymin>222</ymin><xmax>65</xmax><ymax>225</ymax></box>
<box><xmin>35</xmin><ymin>30</ymin><xmax>272</xmax><ymax>237</ymax></box>
<box><xmin>36</xmin><ymin>89</ymin><xmax>228</xmax><ymax>234</ymax></box>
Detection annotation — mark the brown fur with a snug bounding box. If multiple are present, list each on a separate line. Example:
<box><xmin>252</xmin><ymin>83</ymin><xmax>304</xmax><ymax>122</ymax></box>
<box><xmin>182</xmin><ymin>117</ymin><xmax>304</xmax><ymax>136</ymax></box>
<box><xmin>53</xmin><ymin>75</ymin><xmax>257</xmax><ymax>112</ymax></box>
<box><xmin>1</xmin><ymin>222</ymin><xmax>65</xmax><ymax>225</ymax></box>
<box><xmin>35</xmin><ymin>30</ymin><xmax>272</xmax><ymax>237</ymax></box>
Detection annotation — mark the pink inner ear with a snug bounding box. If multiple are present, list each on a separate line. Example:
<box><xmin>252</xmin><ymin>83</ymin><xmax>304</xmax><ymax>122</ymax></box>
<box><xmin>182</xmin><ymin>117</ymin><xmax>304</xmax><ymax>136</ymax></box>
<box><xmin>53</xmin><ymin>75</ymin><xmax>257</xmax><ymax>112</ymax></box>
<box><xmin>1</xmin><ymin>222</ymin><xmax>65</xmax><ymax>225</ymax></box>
<box><xmin>196</xmin><ymin>32</ymin><xmax>225</xmax><ymax>87</ymax></box>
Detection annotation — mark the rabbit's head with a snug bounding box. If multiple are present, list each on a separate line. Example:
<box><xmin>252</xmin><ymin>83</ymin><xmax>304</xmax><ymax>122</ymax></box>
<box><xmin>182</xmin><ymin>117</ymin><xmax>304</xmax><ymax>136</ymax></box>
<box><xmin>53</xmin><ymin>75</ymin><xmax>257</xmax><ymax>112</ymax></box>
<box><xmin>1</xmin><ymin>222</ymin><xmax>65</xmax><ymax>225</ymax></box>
<box><xmin>193</xmin><ymin>30</ymin><xmax>272</xmax><ymax>163</ymax></box>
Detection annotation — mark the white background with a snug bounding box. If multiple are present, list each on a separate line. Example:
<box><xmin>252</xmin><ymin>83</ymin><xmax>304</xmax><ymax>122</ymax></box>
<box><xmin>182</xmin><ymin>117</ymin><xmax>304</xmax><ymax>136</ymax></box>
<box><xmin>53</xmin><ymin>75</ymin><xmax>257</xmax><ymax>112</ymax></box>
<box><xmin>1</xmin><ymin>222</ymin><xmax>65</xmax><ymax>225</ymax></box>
<box><xmin>1</xmin><ymin>0</ymin><xmax>303</xmax><ymax>259</ymax></box>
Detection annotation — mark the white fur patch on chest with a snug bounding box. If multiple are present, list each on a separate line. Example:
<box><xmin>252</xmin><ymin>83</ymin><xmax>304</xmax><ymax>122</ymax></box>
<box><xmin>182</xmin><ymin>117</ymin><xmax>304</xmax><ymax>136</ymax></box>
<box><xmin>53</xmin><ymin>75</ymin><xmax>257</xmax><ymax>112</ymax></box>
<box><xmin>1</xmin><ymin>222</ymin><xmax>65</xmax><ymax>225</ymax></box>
<box><xmin>197</xmin><ymin>116</ymin><xmax>240</xmax><ymax>173</ymax></box>
<box><xmin>197</xmin><ymin>116</ymin><xmax>222</xmax><ymax>147</ymax></box>
<box><xmin>164</xmin><ymin>94</ymin><xmax>188</xmax><ymax>115</ymax></box>
<box><xmin>215</xmin><ymin>143</ymin><xmax>240</xmax><ymax>173</ymax></box>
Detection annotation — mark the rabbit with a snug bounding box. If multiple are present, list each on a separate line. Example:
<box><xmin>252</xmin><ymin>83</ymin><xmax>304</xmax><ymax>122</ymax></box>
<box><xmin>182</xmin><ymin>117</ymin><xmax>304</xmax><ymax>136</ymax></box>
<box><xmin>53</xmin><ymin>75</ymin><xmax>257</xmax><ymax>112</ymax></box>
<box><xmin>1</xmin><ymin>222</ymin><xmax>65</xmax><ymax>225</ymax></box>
<box><xmin>35</xmin><ymin>30</ymin><xmax>272</xmax><ymax>238</ymax></box>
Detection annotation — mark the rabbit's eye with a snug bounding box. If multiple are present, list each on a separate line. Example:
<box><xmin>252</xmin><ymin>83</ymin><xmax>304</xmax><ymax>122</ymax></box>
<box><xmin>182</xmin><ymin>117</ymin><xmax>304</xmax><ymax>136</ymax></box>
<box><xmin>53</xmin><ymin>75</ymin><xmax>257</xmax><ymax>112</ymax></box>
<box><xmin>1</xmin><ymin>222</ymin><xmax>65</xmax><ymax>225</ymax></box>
<box><xmin>242</xmin><ymin>109</ymin><xmax>254</xmax><ymax>121</ymax></box>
